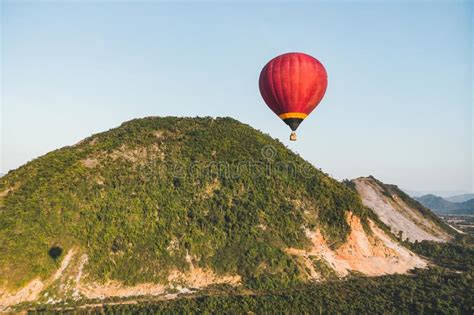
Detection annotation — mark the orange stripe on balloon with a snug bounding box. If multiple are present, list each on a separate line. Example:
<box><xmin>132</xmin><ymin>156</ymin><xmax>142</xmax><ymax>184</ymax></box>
<box><xmin>278</xmin><ymin>112</ymin><xmax>308</xmax><ymax>119</ymax></box>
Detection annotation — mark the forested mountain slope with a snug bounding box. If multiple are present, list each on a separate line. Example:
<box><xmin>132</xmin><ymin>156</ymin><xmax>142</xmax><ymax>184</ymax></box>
<box><xmin>1</xmin><ymin>117</ymin><xmax>428</xmax><ymax>309</ymax></box>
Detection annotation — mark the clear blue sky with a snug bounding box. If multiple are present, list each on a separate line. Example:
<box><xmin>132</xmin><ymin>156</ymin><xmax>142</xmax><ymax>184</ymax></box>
<box><xmin>1</xmin><ymin>1</ymin><xmax>472</xmax><ymax>193</ymax></box>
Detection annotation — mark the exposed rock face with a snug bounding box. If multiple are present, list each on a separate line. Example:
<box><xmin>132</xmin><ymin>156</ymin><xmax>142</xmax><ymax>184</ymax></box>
<box><xmin>353</xmin><ymin>177</ymin><xmax>453</xmax><ymax>242</ymax></box>
<box><xmin>286</xmin><ymin>213</ymin><xmax>426</xmax><ymax>278</ymax></box>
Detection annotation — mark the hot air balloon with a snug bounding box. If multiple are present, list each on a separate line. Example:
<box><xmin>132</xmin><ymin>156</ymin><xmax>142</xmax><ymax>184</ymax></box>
<box><xmin>259</xmin><ymin>52</ymin><xmax>328</xmax><ymax>141</ymax></box>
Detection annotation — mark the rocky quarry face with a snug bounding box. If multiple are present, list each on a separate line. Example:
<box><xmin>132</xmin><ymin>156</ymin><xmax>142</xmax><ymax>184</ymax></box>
<box><xmin>353</xmin><ymin>177</ymin><xmax>453</xmax><ymax>243</ymax></box>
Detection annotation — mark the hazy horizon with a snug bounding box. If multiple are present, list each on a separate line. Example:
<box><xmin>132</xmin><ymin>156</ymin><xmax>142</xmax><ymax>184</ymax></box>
<box><xmin>2</xmin><ymin>1</ymin><xmax>473</xmax><ymax>192</ymax></box>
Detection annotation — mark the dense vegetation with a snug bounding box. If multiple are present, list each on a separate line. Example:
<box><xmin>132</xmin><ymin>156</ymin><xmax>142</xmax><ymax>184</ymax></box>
<box><xmin>29</xmin><ymin>238</ymin><xmax>474</xmax><ymax>314</ymax></box>
<box><xmin>407</xmin><ymin>235</ymin><xmax>474</xmax><ymax>271</ymax></box>
<box><xmin>0</xmin><ymin>117</ymin><xmax>370</xmax><ymax>290</ymax></box>
<box><xmin>75</xmin><ymin>272</ymin><xmax>473</xmax><ymax>314</ymax></box>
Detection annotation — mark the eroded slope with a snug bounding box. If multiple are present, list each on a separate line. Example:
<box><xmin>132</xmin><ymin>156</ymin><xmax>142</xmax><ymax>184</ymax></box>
<box><xmin>352</xmin><ymin>177</ymin><xmax>454</xmax><ymax>242</ymax></box>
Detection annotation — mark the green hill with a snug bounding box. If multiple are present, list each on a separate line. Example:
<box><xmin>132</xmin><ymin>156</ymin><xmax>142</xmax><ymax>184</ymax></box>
<box><xmin>0</xmin><ymin>117</ymin><xmax>370</xmax><ymax>291</ymax></box>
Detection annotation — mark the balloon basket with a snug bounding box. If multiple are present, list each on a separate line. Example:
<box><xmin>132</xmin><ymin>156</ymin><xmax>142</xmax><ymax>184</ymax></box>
<box><xmin>290</xmin><ymin>132</ymin><xmax>297</xmax><ymax>141</ymax></box>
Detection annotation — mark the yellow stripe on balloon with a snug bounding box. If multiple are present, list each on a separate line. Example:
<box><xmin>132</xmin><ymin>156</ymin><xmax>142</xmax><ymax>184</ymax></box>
<box><xmin>278</xmin><ymin>112</ymin><xmax>308</xmax><ymax>119</ymax></box>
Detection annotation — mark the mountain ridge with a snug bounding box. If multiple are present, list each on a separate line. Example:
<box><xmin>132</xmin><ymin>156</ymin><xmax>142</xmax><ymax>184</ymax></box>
<box><xmin>445</xmin><ymin>193</ymin><xmax>474</xmax><ymax>203</ymax></box>
<box><xmin>415</xmin><ymin>194</ymin><xmax>474</xmax><ymax>215</ymax></box>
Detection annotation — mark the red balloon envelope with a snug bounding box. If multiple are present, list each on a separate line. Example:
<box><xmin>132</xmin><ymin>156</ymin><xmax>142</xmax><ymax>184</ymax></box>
<box><xmin>259</xmin><ymin>52</ymin><xmax>327</xmax><ymax>140</ymax></box>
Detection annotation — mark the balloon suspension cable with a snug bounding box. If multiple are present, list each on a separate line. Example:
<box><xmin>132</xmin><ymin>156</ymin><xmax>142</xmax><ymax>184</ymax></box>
<box><xmin>290</xmin><ymin>132</ymin><xmax>297</xmax><ymax>141</ymax></box>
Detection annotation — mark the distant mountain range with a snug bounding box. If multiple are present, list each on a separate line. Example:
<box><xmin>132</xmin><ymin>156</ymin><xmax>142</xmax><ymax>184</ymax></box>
<box><xmin>414</xmin><ymin>194</ymin><xmax>474</xmax><ymax>215</ymax></box>
<box><xmin>403</xmin><ymin>189</ymin><xmax>472</xmax><ymax>198</ymax></box>
<box><xmin>445</xmin><ymin>193</ymin><xmax>474</xmax><ymax>203</ymax></box>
